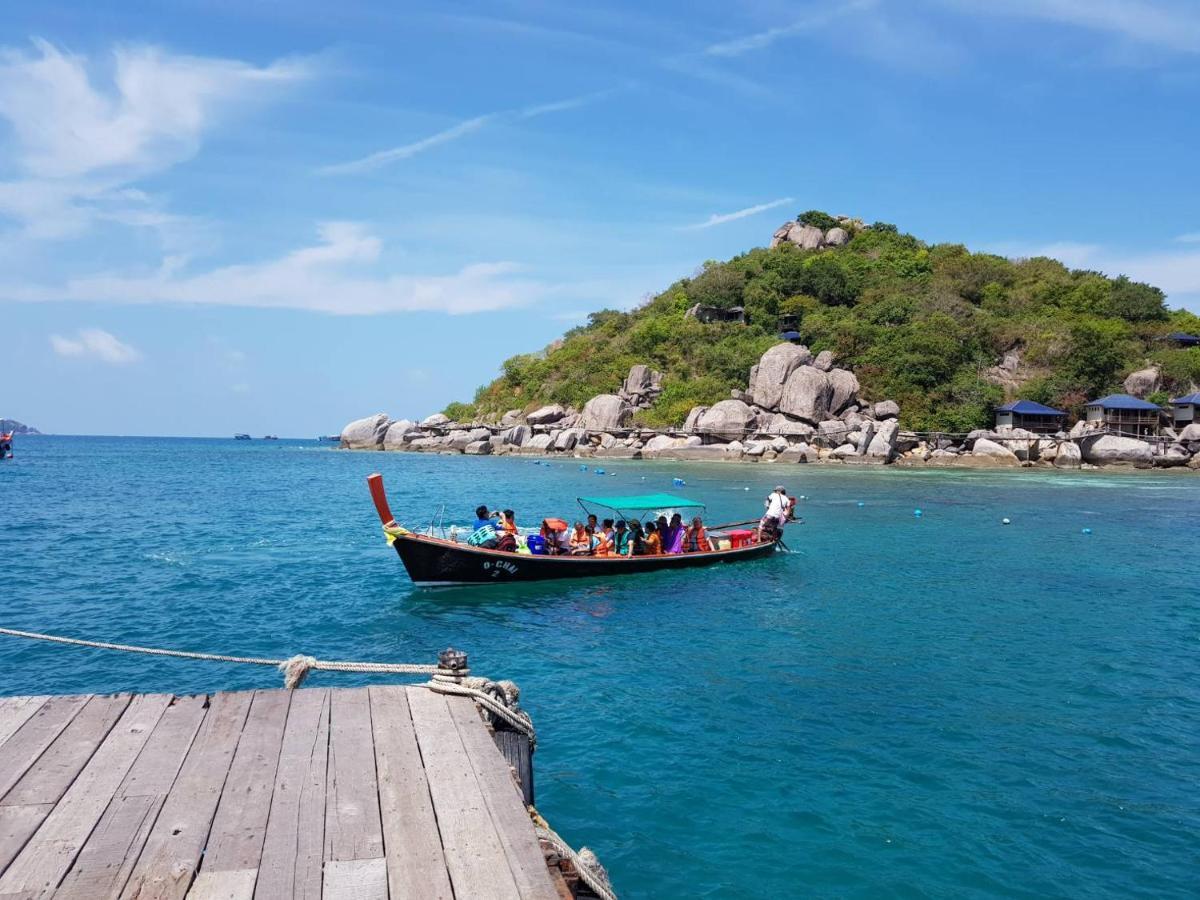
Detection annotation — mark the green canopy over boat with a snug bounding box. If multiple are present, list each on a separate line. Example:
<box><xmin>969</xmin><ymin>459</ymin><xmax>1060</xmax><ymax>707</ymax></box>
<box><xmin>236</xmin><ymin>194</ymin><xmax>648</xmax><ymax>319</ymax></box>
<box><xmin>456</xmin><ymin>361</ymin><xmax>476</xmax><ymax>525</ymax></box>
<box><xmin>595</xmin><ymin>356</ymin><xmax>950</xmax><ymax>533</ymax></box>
<box><xmin>577</xmin><ymin>493</ymin><xmax>705</xmax><ymax>516</ymax></box>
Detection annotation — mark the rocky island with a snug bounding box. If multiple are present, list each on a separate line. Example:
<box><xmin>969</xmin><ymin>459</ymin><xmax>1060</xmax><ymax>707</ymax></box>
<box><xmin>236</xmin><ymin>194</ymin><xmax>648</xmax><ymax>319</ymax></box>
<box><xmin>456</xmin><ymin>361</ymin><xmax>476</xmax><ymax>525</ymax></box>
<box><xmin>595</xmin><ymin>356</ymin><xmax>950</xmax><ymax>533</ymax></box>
<box><xmin>0</xmin><ymin>418</ymin><xmax>40</xmax><ymax>435</ymax></box>
<box><xmin>340</xmin><ymin>211</ymin><xmax>1200</xmax><ymax>472</ymax></box>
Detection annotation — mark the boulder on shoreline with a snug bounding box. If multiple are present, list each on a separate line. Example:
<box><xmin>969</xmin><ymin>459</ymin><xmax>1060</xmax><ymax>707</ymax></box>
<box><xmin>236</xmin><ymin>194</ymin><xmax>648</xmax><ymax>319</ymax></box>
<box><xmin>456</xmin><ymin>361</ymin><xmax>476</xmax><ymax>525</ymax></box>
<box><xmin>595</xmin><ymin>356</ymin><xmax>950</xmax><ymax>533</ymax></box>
<box><xmin>382</xmin><ymin>419</ymin><xmax>416</xmax><ymax>449</ymax></box>
<box><xmin>1079</xmin><ymin>434</ymin><xmax>1154</xmax><ymax>465</ymax></box>
<box><xmin>750</xmin><ymin>343</ymin><xmax>813</xmax><ymax>409</ymax></box>
<box><xmin>340</xmin><ymin>413</ymin><xmax>390</xmax><ymax>449</ymax></box>
<box><xmin>780</xmin><ymin>366</ymin><xmax>832</xmax><ymax>423</ymax></box>
<box><xmin>527</xmin><ymin>404</ymin><xmax>567</xmax><ymax>425</ymax></box>
<box><xmin>579</xmin><ymin>395</ymin><xmax>632</xmax><ymax>432</ymax></box>
<box><xmin>696</xmin><ymin>399</ymin><xmax>756</xmax><ymax>441</ymax></box>
<box><xmin>970</xmin><ymin>438</ymin><xmax>1021</xmax><ymax>466</ymax></box>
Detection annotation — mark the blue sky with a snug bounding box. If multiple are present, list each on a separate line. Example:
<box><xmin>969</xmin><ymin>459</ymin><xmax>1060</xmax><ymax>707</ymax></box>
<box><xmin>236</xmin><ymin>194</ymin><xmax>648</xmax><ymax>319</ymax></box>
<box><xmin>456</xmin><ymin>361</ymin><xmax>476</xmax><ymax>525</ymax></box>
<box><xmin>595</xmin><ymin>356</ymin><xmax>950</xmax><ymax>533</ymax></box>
<box><xmin>3</xmin><ymin>0</ymin><xmax>1200</xmax><ymax>436</ymax></box>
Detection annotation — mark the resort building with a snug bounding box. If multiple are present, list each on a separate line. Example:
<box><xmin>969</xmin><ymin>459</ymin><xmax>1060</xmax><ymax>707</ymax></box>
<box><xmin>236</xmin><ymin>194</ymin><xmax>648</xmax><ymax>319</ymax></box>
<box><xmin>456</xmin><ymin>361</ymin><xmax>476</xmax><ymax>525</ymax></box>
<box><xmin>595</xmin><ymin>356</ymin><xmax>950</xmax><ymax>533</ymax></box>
<box><xmin>994</xmin><ymin>400</ymin><xmax>1066</xmax><ymax>433</ymax></box>
<box><xmin>1085</xmin><ymin>394</ymin><xmax>1163</xmax><ymax>436</ymax></box>
<box><xmin>1170</xmin><ymin>391</ymin><xmax>1200</xmax><ymax>427</ymax></box>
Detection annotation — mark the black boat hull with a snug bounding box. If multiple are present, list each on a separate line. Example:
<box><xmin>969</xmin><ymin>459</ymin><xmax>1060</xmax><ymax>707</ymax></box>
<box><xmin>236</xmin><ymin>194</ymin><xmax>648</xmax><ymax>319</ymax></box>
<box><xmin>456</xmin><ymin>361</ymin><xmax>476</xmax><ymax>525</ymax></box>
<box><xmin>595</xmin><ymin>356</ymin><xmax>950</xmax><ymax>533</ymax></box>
<box><xmin>391</xmin><ymin>532</ymin><xmax>779</xmax><ymax>586</ymax></box>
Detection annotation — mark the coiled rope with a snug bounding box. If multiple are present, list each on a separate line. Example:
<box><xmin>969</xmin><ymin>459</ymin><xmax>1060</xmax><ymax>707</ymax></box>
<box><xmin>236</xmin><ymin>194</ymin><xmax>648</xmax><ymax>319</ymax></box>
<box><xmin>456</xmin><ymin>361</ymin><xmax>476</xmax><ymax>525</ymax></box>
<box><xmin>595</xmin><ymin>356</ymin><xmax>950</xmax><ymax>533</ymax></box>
<box><xmin>533</xmin><ymin>813</ymin><xmax>617</xmax><ymax>900</ymax></box>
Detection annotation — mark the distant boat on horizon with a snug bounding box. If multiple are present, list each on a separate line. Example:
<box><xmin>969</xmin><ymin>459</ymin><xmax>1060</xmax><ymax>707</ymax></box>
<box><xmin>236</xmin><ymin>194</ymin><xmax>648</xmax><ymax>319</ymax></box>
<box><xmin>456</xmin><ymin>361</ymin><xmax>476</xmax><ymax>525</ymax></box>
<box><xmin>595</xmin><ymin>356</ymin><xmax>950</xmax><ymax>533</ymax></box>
<box><xmin>263</xmin><ymin>435</ymin><xmax>278</xmax><ymax>440</ymax></box>
<box><xmin>234</xmin><ymin>433</ymin><xmax>251</xmax><ymax>440</ymax></box>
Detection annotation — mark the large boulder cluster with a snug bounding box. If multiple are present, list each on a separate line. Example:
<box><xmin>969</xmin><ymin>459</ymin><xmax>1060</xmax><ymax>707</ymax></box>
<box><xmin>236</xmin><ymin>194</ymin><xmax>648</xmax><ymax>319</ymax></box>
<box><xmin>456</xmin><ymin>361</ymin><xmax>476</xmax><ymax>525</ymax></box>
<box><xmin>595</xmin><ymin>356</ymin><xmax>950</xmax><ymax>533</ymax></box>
<box><xmin>340</xmin><ymin>354</ymin><xmax>1200</xmax><ymax>472</ymax></box>
<box><xmin>769</xmin><ymin>216</ymin><xmax>861</xmax><ymax>251</ymax></box>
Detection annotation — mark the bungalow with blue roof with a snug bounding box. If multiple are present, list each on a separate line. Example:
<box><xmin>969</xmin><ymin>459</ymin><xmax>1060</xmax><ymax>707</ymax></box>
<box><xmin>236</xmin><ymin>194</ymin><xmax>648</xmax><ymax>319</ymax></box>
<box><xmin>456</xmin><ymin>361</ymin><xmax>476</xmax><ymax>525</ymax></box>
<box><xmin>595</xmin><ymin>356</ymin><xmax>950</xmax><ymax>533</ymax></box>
<box><xmin>994</xmin><ymin>400</ymin><xmax>1066</xmax><ymax>433</ymax></box>
<box><xmin>1164</xmin><ymin>331</ymin><xmax>1200</xmax><ymax>348</ymax></box>
<box><xmin>1085</xmin><ymin>394</ymin><xmax>1163</xmax><ymax>436</ymax></box>
<box><xmin>1170</xmin><ymin>391</ymin><xmax>1200</xmax><ymax>426</ymax></box>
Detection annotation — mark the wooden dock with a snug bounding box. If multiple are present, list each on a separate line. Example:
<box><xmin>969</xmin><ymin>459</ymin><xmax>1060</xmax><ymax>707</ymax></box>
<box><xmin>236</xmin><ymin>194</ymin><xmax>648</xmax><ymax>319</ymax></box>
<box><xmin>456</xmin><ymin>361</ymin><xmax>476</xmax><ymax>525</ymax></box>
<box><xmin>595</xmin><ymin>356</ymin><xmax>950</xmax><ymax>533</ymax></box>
<box><xmin>0</xmin><ymin>686</ymin><xmax>571</xmax><ymax>899</ymax></box>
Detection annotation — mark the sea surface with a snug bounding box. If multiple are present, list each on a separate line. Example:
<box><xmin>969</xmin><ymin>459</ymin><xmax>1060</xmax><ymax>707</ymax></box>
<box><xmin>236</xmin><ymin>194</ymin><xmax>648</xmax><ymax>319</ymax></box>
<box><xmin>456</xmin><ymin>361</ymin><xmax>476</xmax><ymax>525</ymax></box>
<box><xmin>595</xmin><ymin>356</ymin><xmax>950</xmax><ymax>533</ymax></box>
<box><xmin>2</xmin><ymin>436</ymin><xmax>1198</xmax><ymax>898</ymax></box>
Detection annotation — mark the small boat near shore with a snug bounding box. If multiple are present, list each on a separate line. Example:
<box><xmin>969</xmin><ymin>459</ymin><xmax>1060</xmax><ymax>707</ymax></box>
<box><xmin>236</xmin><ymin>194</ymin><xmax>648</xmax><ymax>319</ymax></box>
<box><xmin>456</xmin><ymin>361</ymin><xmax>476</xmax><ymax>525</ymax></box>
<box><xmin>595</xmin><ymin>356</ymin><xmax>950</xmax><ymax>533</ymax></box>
<box><xmin>367</xmin><ymin>473</ymin><xmax>783</xmax><ymax>586</ymax></box>
<box><xmin>0</xmin><ymin>432</ymin><xmax>12</xmax><ymax>459</ymax></box>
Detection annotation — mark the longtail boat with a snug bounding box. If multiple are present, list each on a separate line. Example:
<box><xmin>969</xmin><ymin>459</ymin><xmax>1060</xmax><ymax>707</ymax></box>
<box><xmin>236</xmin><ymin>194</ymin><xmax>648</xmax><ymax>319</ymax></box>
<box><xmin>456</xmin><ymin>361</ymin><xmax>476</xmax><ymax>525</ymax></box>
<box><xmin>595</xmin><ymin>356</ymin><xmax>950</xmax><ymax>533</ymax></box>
<box><xmin>367</xmin><ymin>473</ymin><xmax>782</xmax><ymax>586</ymax></box>
<box><xmin>0</xmin><ymin>432</ymin><xmax>11</xmax><ymax>460</ymax></box>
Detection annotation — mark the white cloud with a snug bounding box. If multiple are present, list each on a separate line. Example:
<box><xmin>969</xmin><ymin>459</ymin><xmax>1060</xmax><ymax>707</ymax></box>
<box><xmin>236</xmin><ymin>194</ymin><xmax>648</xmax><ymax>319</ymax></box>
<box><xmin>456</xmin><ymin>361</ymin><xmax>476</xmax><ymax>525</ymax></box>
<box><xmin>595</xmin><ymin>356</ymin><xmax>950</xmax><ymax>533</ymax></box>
<box><xmin>8</xmin><ymin>221</ymin><xmax>542</xmax><ymax>315</ymax></box>
<box><xmin>1174</xmin><ymin>232</ymin><xmax>1200</xmax><ymax>243</ymax></box>
<box><xmin>682</xmin><ymin>197</ymin><xmax>795</xmax><ymax>230</ymax></box>
<box><xmin>704</xmin><ymin>2</ymin><xmax>874</xmax><ymax>57</ymax></box>
<box><xmin>319</xmin><ymin>88</ymin><xmax>620</xmax><ymax>175</ymax></box>
<box><xmin>0</xmin><ymin>39</ymin><xmax>313</xmax><ymax>239</ymax></box>
<box><xmin>939</xmin><ymin>0</ymin><xmax>1200</xmax><ymax>54</ymax></box>
<box><xmin>49</xmin><ymin>328</ymin><xmax>141</xmax><ymax>364</ymax></box>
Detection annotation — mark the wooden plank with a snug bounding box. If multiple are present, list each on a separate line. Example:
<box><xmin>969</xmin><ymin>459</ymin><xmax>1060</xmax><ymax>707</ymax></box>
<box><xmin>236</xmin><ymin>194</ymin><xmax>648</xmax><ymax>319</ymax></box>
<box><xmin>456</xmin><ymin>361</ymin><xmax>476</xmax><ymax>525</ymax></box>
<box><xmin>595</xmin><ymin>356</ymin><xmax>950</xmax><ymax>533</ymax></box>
<box><xmin>184</xmin><ymin>868</ymin><xmax>256</xmax><ymax>900</ymax></box>
<box><xmin>0</xmin><ymin>697</ymin><xmax>90</xmax><ymax>802</ymax></box>
<box><xmin>322</xmin><ymin>858</ymin><xmax>386</xmax><ymax>900</ymax></box>
<box><xmin>0</xmin><ymin>699</ymin><xmax>48</xmax><ymax>751</ymax></box>
<box><xmin>0</xmin><ymin>693</ymin><xmax>171</xmax><ymax>898</ymax></box>
<box><xmin>447</xmin><ymin>697</ymin><xmax>559</xmax><ymax>900</ymax></box>
<box><xmin>119</xmin><ymin>691</ymin><xmax>253</xmax><ymax>900</ymax></box>
<box><xmin>199</xmin><ymin>691</ymin><xmax>290</xmax><ymax>878</ymax></box>
<box><xmin>407</xmin><ymin>688</ymin><xmax>522</xmax><ymax>900</ymax></box>
<box><xmin>0</xmin><ymin>695</ymin><xmax>129</xmax><ymax>875</ymax></box>
<box><xmin>368</xmin><ymin>686</ymin><xmax>452</xmax><ymax>900</ymax></box>
<box><xmin>324</xmin><ymin>689</ymin><xmax>382</xmax><ymax>863</ymax></box>
<box><xmin>254</xmin><ymin>689</ymin><xmax>328</xmax><ymax>900</ymax></box>
<box><xmin>55</xmin><ymin>695</ymin><xmax>209</xmax><ymax>900</ymax></box>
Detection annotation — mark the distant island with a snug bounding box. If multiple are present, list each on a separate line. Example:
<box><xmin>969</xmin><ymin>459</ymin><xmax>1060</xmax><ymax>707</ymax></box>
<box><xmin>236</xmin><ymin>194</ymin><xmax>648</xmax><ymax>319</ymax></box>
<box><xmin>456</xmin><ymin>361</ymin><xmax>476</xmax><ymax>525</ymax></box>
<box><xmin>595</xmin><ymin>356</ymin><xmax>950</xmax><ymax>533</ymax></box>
<box><xmin>448</xmin><ymin>210</ymin><xmax>1200</xmax><ymax>431</ymax></box>
<box><xmin>338</xmin><ymin>211</ymin><xmax>1199</xmax><ymax>470</ymax></box>
<box><xmin>0</xmin><ymin>418</ymin><xmax>40</xmax><ymax>435</ymax></box>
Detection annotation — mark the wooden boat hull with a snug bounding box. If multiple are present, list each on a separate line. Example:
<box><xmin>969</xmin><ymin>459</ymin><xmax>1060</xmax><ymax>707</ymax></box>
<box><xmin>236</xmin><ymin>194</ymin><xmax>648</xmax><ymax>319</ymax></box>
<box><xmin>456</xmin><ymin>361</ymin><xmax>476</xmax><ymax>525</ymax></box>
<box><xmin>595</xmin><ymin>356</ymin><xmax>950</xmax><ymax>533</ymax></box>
<box><xmin>391</xmin><ymin>532</ymin><xmax>780</xmax><ymax>586</ymax></box>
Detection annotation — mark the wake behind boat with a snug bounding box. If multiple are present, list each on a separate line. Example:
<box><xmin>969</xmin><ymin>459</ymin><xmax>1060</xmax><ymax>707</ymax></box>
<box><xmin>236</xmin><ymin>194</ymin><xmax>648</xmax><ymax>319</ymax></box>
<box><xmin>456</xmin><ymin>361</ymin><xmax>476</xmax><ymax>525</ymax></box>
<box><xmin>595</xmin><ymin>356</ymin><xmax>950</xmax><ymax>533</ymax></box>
<box><xmin>367</xmin><ymin>473</ymin><xmax>784</xmax><ymax>586</ymax></box>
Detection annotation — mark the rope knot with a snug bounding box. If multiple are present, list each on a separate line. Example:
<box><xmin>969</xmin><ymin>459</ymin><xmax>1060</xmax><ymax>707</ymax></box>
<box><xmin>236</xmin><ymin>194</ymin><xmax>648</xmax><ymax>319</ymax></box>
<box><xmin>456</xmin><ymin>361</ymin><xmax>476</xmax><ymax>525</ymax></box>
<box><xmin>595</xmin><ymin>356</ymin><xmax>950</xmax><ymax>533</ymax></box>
<box><xmin>279</xmin><ymin>654</ymin><xmax>318</xmax><ymax>689</ymax></box>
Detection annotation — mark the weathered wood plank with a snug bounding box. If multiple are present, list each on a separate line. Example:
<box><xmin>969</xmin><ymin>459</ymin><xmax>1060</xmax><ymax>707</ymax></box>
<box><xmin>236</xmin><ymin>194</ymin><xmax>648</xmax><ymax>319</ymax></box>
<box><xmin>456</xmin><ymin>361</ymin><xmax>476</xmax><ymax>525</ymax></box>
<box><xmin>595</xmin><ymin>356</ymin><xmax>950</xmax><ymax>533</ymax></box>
<box><xmin>54</xmin><ymin>695</ymin><xmax>209</xmax><ymax>900</ymax></box>
<box><xmin>407</xmin><ymin>688</ymin><xmax>522</xmax><ymax>900</ymax></box>
<box><xmin>368</xmin><ymin>686</ymin><xmax>452</xmax><ymax>900</ymax></box>
<box><xmin>200</xmin><ymin>691</ymin><xmax>290</xmax><ymax>879</ymax></box>
<box><xmin>0</xmin><ymin>697</ymin><xmax>90</xmax><ymax>803</ymax></box>
<box><xmin>324</xmin><ymin>689</ymin><xmax>382</xmax><ymax>863</ymax></box>
<box><xmin>0</xmin><ymin>699</ymin><xmax>49</xmax><ymax>752</ymax></box>
<box><xmin>322</xmin><ymin>858</ymin><xmax>386</xmax><ymax>900</ymax></box>
<box><xmin>0</xmin><ymin>693</ymin><xmax>171</xmax><ymax>898</ymax></box>
<box><xmin>254</xmin><ymin>689</ymin><xmax>328</xmax><ymax>900</ymax></box>
<box><xmin>119</xmin><ymin>692</ymin><xmax>254</xmax><ymax>900</ymax></box>
<box><xmin>447</xmin><ymin>697</ymin><xmax>559</xmax><ymax>900</ymax></box>
<box><xmin>0</xmin><ymin>695</ymin><xmax>129</xmax><ymax>875</ymax></box>
<box><xmin>184</xmin><ymin>868</ymin><xmax>256</xmax><ymax>900</ymax></box>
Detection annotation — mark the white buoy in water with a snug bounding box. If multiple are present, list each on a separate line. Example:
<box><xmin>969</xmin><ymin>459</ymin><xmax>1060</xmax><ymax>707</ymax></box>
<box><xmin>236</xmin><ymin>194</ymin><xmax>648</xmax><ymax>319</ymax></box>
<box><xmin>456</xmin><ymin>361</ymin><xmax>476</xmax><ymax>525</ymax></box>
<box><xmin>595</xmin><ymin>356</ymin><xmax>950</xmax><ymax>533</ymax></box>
<box><xmin>1002</xmin><ymin>517</ymin><xmax>1011</xmax><ymax>525</ymax></box>
<box><xmin>1082</xmin><ymin>527</ymin><xmax>1092</xmax><ymax>535</ymax></box>
<box><xmin>857</xmin><ymin>501</ymin><xmax>865</xmax><ymax>507</ymax></box>
<box><xmin>914</xmin><ymin>509</ymin><xmax>923</xmax><ymax>517</ymax></box>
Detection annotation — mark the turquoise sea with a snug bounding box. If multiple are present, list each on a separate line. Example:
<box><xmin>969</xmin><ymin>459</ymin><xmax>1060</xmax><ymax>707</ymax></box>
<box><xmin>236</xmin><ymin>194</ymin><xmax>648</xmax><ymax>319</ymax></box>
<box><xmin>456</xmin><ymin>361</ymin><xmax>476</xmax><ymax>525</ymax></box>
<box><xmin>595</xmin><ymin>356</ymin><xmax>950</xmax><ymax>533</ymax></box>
<box><xmin>2</xmin><ymin>436</ymin><xmax>1198</xmax><ymax>898</ymax></box>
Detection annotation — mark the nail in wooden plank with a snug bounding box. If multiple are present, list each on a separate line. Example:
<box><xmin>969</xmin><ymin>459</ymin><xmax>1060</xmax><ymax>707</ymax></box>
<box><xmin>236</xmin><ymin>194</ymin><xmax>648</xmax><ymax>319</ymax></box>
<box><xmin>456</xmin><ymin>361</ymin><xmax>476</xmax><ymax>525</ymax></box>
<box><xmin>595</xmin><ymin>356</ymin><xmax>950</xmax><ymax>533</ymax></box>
<box><xmin>324</xmin><ymin>689</ymin><xmax>382</xmax><ymax>863</ymax></box>
<box><xmin>0</xmin><ymin>693</ymin><xmax>171</xmax><ymax>898</ymax></box>
<box><xmin>119</xmin><ymin>691</ymin><xmax>253</xmax><ymax>900</ymax></box>
<box><xmin>254</xmin><ymin>689</ymin><xmax>328</xmax><ymax>900</ymax></box>
<box><xmin>55</xmin><ymin>695</ymin><xmax>209</xmax><ymax>900</ymax></box>
<box><xmin>407</xmin><ymin>688</ymin><xmax>522</xmax><ymax>900</ymax></box>
<box><xmin>368</xmin><ymin>686</ymin><xmax>452</xmax><ymax>900</ymax></box>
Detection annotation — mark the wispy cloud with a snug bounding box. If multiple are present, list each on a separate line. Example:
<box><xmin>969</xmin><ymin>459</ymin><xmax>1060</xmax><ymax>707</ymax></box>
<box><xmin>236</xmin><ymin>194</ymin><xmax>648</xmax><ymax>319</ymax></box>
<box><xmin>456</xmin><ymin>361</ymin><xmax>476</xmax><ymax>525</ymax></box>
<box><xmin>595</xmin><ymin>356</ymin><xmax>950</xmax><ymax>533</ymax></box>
<box><xmin>7</xmin><ymin>221</ymin><xmax>542</xmax><ymax>315</ymax></box>
<box><xmin>0</xmin><ymin>39</ymin><xmax>314</xmax><ymax>241</ymax></box>
<box><xmin>939</xmin><ymin>0</ymin><xmax>1200</xmax><ymax>54</ymax></box>
<box><xmin>704</xmin><ymin>2</ymin><xmax>874</xmax><ymax>57</ymax></box>
<box><xmin>49</xmin><ymin>328</ymin><xmax>141</xmax><ymax>364</ymax></box>
<box><xmin>319</xmin><ymin>88</ymin><xmax>620</xmax><ymax>176</ymax></box>
<box><xmin>682</xmin><ymin>197</ymin><xmax>795</xmax><ymax>230</ymax></box>
<box><xmin>1174</xmin><ymin>232</ymin><xmax>1200</xmax><ymax>243</ymax></box>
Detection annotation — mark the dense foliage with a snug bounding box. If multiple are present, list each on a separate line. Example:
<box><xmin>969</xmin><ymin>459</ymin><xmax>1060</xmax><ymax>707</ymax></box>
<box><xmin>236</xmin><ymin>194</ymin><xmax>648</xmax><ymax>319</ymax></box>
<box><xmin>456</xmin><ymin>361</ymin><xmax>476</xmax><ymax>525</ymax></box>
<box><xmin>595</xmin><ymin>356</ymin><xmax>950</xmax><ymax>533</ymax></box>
<box><xmin>453</xmin><ymin>216</ymin><xmax>1200</xmax><ymax>431</ymax></box>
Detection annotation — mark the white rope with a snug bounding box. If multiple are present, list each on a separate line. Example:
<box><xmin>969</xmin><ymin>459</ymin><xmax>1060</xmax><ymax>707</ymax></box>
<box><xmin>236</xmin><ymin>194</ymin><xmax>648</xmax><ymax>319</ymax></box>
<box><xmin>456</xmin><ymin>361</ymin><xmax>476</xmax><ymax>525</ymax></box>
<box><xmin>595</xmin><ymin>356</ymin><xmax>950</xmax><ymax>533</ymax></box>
<box><xmin>0</xmin><ymin>627</ymin><xmax>534</xmax><ymax>735</ymax></box>
<box><xmin>534</xmin><ymin>819</ymin><xmax>617</xmax><ymax>900</ymax></box>
<box><xmin>0</xmin><ymin>627</ymin><xmax>438</xmax><ymax>685</ymax></box>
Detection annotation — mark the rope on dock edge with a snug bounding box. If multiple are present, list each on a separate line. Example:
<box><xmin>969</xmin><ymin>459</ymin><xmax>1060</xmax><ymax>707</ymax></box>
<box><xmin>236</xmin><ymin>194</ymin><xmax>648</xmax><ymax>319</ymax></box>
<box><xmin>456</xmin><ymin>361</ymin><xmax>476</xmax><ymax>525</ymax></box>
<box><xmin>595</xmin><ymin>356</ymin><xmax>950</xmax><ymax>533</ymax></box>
<box><xmin>533</xmin><ymin>813</ymin><xmax>617</xmax><ymax>900</ymax></box>
<box><xmin>0</xmin><ymin>626</ymin><xmax>535</xmax><ymax>740</ymax></box>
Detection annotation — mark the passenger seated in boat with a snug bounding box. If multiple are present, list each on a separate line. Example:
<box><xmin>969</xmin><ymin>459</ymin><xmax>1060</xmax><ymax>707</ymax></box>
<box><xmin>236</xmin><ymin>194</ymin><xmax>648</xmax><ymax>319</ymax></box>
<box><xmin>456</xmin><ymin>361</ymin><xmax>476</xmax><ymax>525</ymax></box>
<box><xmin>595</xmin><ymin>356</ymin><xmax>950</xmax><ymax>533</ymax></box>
<box><xmin>664</xmin><ymin>513</ymin><xmax>685</xmax><ymax>554</ymax></box>
<box><xmin>595</xmin><ymin>519</ymin><xmax>615</xmax><ymax>556</ymax></box>
<box><xmin>499</xmin><ymin>509</ymin><xmax>518</xmax><ymax>534</ymax></box>
<box><xmin>586</xmin><ymin>513</ymin><xmax>598</xmax><ymax>533</ymax></box>
<box><xmin>474</xmin><ymin>505</ymin><xmax>500</xmax><ymax>531</ymax></box>
<box><xmin>495</xmin><ymin>530</ymin><xmax>518</xmax><ymax>553</ymax></box>
<box><xmin>540</xmin><ymin>518</ymin><xmax>569</xmax><ymax>555</ymax></box>
<box><xmin>627</xmin><ymin>521</ymin><xmax>645</xmax><ymax>556</ymax></box>
<box><xmin>614</xmin><ymin>520</ymin><xmax>630</xmax><ymax>556</ymax></box>
<box><xmin>643</xmin><ymin>521</ymin><xmax>663</xmax><ymax>555</ymax></box>
<box><xmin>685</xmin><ymin>517</ymin><xmax>711</xmax><ymax>552</ymax></box>
<box><xmin>570</xmin><ymin>522</ymin><xmax>592</xmax><ymax>555</ymax></box>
